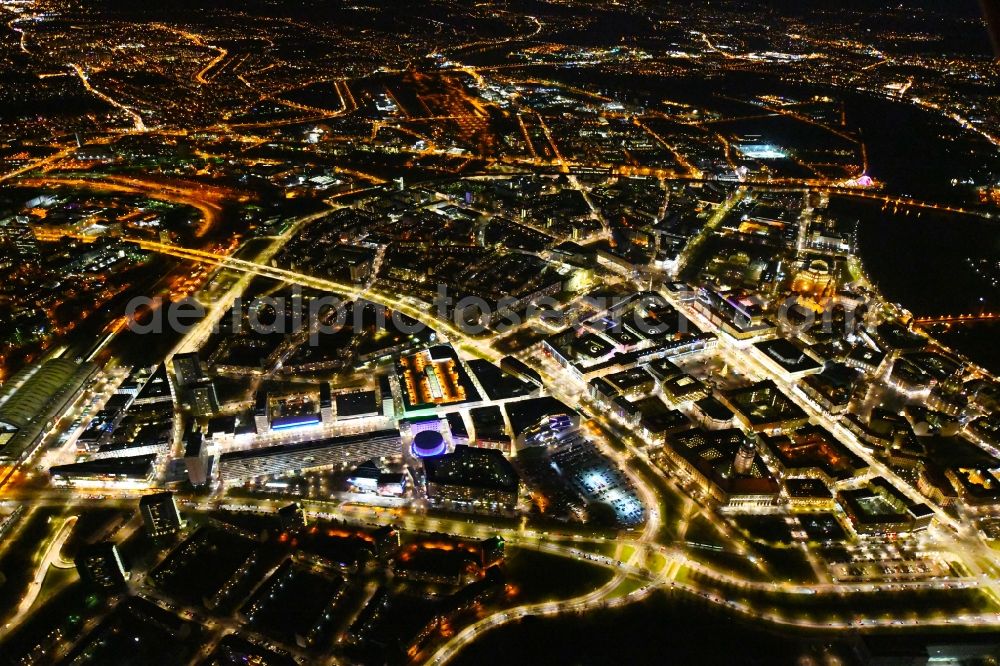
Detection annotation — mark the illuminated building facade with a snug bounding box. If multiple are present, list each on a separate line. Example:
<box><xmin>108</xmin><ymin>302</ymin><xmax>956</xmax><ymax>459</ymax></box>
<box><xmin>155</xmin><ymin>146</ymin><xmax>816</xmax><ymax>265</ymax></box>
<box><xmin>76</xmin><ymin>542</ymin><xmax>130</xmax><ymax>591</ymax></box>
<box><xmin>139</xmin><ymin>491</ymin><xmax>184</xmax><ymax>538</ymax></box>
<box><xmin>423</xmin><ymin>445</ymin><xmax>521</xmax><ymax>510</ymax></box>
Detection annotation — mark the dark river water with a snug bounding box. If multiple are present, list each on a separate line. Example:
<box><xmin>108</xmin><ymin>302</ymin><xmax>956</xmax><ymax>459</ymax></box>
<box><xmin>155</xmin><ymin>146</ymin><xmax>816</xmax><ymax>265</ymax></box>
<box><xmin>842</xmin><ymin>197</ymin><xmax>1000</xmax><ymax>372</ymax></box>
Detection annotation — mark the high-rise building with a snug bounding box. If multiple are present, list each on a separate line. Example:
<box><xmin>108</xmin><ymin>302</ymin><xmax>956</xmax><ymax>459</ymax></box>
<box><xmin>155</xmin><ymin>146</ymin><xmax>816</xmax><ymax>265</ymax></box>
<box><xmin>171</xmin><ymin>353</ymin><xmax>203</xmax><ymax>389</ymax></box>
<box><xmin>75</xmin><ymin>542</ymin><xmax>129</xmax><ymax>590</ymax></box>
<box><xmin>254</xmin><ymin>389</ymin><xmax>270</xmax><ymax>433</ymax></box>
<box><xmin>320</xmin><ymin>382</ymin><xmax>333</xmax><ymax>425</ymax></box>
<box><xmin>139</xmin><ymin>491</ymin><xmax>184</xmax><ymax>537</ymax></box>
<box><xmin>379</xmin><ymin>374</ymin><xmax>395</xmax><ymax>420</ymax></box>
<box><xmin>189</xmin><ymin>381</ymin><xmax>219</xmax><ymax>418</ymax></box>
<box><xmin>183</xmin><ymin>429</ymin><xmax>209</xmax><ymax>486</ymax></box>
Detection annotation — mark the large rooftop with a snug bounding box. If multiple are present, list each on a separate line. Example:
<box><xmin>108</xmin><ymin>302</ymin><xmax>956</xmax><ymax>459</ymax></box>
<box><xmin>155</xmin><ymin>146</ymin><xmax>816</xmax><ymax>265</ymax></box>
<box><xmin>0</xmin><ymin>358</ymin><xmax>97</xmax><ymax>462</ymax></box>
<box><xmin>720</xmin><ymin>380</ymin><xmax>809</xmax><ymax>430</ymax></box>
<box><xmin>423</xmin><ymin>445</ymin><xmax>519</xmax><ymax>493</ymax></box>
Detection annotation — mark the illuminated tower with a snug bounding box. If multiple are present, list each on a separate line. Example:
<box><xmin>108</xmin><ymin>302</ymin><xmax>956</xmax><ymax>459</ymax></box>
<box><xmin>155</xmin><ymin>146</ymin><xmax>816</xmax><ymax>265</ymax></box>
<box><xmin>254</xmin><ymin>389</ymin><xmax>270</xmax><ymax>433</ymax></box>
<box><xmin>734</xmin><ymin>439</ymin><xmax>756</xmax><ymax>476</ymax></box>
<box><xmin>320</xmin><ymin>382</ymin><xmax>333</xmax><ymax>425</ymax></box>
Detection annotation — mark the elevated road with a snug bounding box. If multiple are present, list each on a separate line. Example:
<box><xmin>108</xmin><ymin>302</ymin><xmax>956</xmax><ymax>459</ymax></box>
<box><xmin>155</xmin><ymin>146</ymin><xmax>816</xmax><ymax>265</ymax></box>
<box><xmin>913</xmin><ymin>312</ymin><xmax>1000</xmax><ymax>326</ymax></box>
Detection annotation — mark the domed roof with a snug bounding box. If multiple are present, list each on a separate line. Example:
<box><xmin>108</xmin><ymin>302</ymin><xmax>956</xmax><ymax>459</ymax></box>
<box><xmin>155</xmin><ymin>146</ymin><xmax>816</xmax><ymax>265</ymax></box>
<box><xmin>412</xmin><ymin>430</ymin><xmax>446</xmax><ymax>458</ymax></box>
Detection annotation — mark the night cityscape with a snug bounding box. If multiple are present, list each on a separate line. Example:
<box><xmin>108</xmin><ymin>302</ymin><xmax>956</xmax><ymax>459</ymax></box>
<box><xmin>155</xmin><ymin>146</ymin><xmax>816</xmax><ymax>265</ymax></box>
<box><xmin>0</xmin><ymin>1</ymin><xmax>999</xmax><ymax>664</ymax></box>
